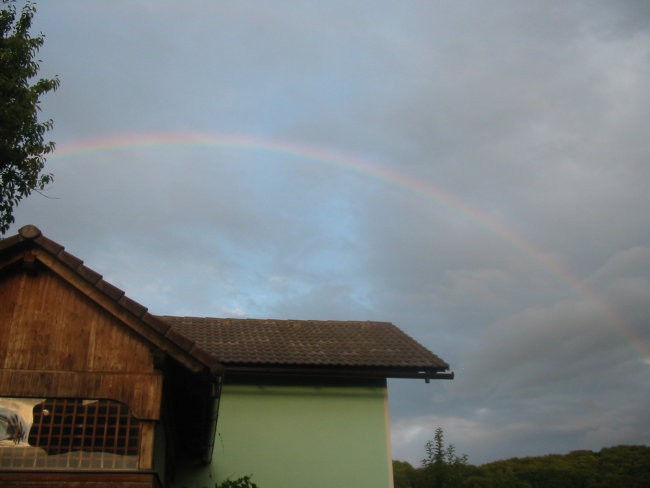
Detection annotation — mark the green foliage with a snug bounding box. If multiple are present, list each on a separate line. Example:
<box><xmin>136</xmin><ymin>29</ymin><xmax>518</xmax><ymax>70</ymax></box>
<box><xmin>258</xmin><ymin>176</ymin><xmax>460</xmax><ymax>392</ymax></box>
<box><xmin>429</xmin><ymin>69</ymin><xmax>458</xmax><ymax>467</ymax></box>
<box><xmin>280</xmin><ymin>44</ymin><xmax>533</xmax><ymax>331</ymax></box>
<box><xmin>215</xmin><ymin>475</ymin><xmax>259</xmax><ymax>488</ymax></box>
<box><xmin>475</xmin><ymin>446</ymin><xmax>650</xmax><ymax>488</ymax></box>
<box><xmin>413</xmin><ymin>427</ymin><xmax>470</xmax><ymax>488</ymax></box>
<box><xmin>393</xmin><ymin>460</ymin><xmax>419</xmax><ymax>488</ymax></box>
<box><xmin>394</xmin><ymin>430</ymin><xmax>650</xmax><ymax>488</ymax></box>
<box><xmin>1</xmin><ymin>0</ymin><xmax>59</xmax><ymax>234</ymax></box>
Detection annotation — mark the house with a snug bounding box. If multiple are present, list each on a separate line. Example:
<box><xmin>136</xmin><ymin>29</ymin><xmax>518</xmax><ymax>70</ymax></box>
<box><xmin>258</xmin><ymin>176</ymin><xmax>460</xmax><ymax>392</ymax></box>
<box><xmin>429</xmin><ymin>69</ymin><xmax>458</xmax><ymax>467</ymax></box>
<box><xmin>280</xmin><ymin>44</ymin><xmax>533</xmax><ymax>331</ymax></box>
<box><xmin>0</xmin><ymin>225</ymin><xmax>452</xmax><ymax>488</ymax></box>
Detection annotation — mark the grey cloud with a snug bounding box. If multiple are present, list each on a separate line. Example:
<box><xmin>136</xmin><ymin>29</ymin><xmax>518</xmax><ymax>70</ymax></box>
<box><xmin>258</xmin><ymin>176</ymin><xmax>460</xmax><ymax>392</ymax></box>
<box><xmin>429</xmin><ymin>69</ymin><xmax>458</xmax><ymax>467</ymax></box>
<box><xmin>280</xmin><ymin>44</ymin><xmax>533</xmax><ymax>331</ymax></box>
<box><xmin>9</xmin><ymin>0</ymin><xmax>650</xmax><ymax>466</ymax></box>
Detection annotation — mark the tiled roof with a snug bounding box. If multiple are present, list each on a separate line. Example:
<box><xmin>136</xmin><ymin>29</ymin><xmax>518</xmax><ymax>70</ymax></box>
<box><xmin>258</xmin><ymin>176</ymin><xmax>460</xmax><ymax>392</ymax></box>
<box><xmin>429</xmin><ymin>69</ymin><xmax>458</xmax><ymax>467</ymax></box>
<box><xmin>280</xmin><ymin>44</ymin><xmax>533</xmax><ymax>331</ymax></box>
<box><xmin>158</xmin><ymin>316</ymin><xmax>449</xmax><ymax>372</ymax></box>
<box><xmin>2</xmin><ymin>225</ymin><xmax>451</xmax><ymax>379</ymax></box>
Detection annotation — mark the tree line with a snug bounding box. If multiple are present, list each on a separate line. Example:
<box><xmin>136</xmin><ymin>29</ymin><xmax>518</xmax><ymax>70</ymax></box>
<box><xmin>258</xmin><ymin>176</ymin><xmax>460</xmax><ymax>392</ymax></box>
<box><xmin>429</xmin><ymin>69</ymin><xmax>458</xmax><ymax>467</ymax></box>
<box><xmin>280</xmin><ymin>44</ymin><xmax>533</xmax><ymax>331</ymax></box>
<box><xmin>394</xmin><ymin>427</ymin><xmax>650</xmax><ymax>488</ymax></box>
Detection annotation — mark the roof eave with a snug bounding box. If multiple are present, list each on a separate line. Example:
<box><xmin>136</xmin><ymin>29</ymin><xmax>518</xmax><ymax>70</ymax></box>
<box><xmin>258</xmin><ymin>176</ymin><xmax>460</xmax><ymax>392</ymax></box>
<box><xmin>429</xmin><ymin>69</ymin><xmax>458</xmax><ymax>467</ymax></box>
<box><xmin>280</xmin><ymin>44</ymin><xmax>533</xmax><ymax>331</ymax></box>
<box><xmin>223</xmin><ymin>364</ymin><xmax>454</xmax><ymax>380</ymax></box>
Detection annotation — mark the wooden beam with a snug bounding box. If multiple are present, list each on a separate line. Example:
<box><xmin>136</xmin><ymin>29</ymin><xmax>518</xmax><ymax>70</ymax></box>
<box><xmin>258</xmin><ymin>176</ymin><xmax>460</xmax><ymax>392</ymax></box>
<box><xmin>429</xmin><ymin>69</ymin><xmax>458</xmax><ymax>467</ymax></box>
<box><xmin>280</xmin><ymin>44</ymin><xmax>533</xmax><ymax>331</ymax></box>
<box><xmin>139</xmin><ymin>422</ymin><xmax>156</xmax><ymax>470</ymax></box>
<box><xmin>0</xmin><ymin>471</ymin><xmax>162</xmax><ymax>488</ymax></box>
<box><xmin>0</xmin><ymin>370</ymin><xmax>163</xmax><ymax>420</ymax></box>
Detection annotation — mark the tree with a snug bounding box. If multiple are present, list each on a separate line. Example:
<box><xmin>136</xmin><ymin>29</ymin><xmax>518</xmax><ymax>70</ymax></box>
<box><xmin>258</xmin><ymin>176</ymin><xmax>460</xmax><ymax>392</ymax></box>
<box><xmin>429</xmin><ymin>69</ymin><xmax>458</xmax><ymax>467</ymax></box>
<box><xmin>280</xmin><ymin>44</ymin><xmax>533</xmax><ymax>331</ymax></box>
<box><xmin>419</xmin><ymin>427</ymin><xmax>469</xmax><ymax>488</ymax></box>
<box><xmin>1</xmin><ymin>0</ymin><xmax>58</xmax><ymax>234</ymax></box>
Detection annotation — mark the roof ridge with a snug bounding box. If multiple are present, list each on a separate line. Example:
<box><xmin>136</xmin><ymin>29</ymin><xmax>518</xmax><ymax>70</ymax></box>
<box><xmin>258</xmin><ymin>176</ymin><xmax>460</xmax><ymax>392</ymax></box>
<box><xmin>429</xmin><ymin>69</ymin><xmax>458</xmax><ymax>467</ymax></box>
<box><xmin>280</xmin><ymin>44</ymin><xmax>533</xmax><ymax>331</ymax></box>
<box><xmin>157</xmin><ymin>315</ymin><xmax>394</xmax><ymax>326</ymax></box>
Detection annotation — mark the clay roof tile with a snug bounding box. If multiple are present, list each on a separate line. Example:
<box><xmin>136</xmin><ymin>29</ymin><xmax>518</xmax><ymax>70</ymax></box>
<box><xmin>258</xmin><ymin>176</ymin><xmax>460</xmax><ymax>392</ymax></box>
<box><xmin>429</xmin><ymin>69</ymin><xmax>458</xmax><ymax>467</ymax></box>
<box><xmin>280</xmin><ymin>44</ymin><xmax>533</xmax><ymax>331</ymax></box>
<box><xmin>158</xmin><ymin>316</ymin><xmax>448</xmax><ymax>371</ymax></box>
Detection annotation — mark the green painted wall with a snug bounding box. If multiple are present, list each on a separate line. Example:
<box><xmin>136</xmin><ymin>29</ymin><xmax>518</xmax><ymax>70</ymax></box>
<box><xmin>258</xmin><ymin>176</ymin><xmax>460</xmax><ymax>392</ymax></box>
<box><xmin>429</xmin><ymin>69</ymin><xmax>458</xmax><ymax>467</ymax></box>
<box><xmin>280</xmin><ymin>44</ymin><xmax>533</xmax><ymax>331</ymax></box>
<box><xmin>175</xmin><ymin>378</ymin><xmax>393</xmax><ymax>488</ymax></box>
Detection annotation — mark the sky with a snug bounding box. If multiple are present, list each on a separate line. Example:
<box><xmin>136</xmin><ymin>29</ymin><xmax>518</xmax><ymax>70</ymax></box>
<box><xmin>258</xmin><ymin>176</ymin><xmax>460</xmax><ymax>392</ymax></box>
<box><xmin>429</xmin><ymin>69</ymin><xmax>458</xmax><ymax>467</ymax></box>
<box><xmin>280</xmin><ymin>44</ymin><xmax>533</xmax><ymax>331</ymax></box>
<box><xmin>7</xmin><ymin>0</ymin><xmax>650</xmax><ymax>465</ymax></box>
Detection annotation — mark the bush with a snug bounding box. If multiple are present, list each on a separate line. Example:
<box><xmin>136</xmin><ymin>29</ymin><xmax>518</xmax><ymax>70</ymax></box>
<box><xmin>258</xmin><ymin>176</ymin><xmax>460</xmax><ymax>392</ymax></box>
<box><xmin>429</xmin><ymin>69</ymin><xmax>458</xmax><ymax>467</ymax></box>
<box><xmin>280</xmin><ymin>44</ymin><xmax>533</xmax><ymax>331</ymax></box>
<box><xmin>216</xmin><ymin>475</ymin><xmax>259</xmax><ymax>488</ymax></box>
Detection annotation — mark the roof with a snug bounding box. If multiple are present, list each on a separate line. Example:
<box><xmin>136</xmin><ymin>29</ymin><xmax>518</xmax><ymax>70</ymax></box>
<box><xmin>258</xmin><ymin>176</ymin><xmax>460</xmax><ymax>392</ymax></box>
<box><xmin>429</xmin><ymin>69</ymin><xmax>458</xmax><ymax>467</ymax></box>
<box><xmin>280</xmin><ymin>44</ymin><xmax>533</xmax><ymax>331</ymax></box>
<box><xmin>159</xmin><ymin>316</ymin><xmax>451</xmax><ymax>379</ymax></box>
<box><xmin>0</xmin><ymin>225</ymin><xmax>220</xmax><ymax>374</ymax></box>
<box><xmin>1</xmin><ymin>225</ymin><xmax>452</xmax><ymax>380</ymax></box>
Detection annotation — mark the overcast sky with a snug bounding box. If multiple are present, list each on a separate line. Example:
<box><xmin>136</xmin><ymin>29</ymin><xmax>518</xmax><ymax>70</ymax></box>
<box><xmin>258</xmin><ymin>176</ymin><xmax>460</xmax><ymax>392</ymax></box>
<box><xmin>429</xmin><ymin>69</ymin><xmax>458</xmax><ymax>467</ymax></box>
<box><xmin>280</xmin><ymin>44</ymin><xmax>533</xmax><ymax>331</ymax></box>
<box><xmin>8</xmin><ymin>0</ymin><xmax>650</xmax><ymax>465</ymax></box>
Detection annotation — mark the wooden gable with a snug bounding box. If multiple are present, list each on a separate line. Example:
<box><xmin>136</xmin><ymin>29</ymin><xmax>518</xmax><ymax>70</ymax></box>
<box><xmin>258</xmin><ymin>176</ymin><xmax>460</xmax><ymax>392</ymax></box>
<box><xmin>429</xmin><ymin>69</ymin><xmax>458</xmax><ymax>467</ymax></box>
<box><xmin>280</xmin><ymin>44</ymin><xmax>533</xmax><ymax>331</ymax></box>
<box><xmin>0</xmin><ymin>226</ymin><xmax>220</xmax><ymax>418</ymax></box>
<box><xmin>0</xmin><ymin>264</ymin><xmax>161</xmax><ymax>419</ymax></box>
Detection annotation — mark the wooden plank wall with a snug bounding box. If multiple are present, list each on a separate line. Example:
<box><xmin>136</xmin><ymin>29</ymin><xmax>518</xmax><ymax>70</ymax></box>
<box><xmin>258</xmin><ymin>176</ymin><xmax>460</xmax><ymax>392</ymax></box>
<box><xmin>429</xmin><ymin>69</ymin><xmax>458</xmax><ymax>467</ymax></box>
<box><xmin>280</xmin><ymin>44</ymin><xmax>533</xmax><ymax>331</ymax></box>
<box><xmin>0</xmin><ymin>265</ymin><xmax>165</xmax><ymax>470</ymax></box>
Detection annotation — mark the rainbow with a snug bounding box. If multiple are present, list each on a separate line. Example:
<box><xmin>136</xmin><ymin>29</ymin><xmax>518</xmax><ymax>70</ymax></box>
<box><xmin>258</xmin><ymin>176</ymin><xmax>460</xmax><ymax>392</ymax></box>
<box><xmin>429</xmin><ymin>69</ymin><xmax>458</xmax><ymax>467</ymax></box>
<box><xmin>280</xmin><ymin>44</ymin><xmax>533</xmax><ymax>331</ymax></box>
<box><xmin>52</xmin><ymin>132</ymin><xmax>650</xmax><ymax>363</ymax></box>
